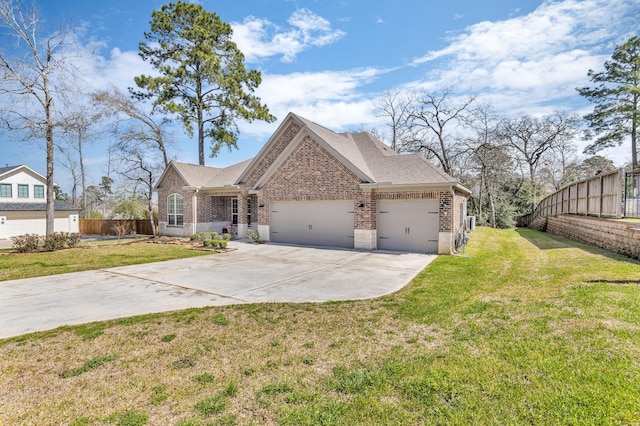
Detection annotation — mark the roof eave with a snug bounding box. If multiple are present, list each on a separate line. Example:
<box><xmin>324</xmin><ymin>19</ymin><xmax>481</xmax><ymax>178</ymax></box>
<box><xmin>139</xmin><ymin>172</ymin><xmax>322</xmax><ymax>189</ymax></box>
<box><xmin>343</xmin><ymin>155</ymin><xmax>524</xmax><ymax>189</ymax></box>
<box><xmin>369</xmin><ymin>182</ymin><xmax>471</xmax><ymax>195</ymax></box>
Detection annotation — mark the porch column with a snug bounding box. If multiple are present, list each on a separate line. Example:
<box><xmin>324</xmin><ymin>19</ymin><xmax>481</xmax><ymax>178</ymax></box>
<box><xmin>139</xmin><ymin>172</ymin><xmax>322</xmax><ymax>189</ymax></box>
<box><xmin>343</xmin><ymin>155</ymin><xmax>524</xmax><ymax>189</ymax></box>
<box><xmin>236</xmin><ymin>192</ymin><xmax>247</xmax><ymax>238</ymax></box>
<box><xmin>438</xmin><ymin>191</ymin><xmax>454</xmax><ymax>254</ymax></box>
<box><xmin>355</xmin><ymin>184</ymin><xmax>377</xmax><ymax>250</ymax></box>
<box><xmin>252</xmin><ymin>190</ymin><xmax>269</xmax><ymax>241</ymax></box>
<box><xmin>191</xmin><ymin>189</ymin><xmax>199</xmax><ymax>236</ymax></box>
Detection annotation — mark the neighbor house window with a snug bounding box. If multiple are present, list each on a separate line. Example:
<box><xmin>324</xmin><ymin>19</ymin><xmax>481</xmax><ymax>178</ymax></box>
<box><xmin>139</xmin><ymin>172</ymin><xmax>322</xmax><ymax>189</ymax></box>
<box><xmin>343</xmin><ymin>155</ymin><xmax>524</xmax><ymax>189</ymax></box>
<box><xmin>18</xmin><ymin>184</ymin><xmax>29</xmax><ymax>198</ymax></box>
<box><xmin>232</xmin><ymin>198</ymin><xmax>238</xmax><ymax>225</ymax></box>
<box><xmin>167</xmin><ymin>194</ymin><xmax>184</xmax><ymax>226</ymax></box>
<box><xmin>0</xmin><ymin>184</ymin><xmax>11</xmax><ymax>198</ymax></box>
<box><xmin>34</xmin><ymin>185</ymin><xmax>44</xmax><ymax>199</ymax></box>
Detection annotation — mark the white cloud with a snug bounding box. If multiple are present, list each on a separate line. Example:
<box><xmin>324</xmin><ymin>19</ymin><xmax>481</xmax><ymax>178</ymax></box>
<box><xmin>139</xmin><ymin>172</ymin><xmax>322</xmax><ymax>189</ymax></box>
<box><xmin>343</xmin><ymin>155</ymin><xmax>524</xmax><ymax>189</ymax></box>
<box><xmin>408</xmin><ymin>0</ymin><xmax>636</xmax><ymax>113</ymax></box>
<box><xmin>236</xmin><ymin>67</ymin><xmax>389</xmax><ymax>140</ymax></box>
<box><xmin>231</xmin><ymin>8</ymin><xmax>345</xmax><ymax>63</ymax></box>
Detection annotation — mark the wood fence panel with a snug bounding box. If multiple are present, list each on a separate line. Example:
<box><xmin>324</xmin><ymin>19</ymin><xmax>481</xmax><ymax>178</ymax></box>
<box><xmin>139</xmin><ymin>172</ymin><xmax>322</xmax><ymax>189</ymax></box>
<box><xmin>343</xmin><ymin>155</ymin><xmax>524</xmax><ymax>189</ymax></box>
<box><xmin>79</xmin><ymin>219</ymin><xmax>157</xmax><ymax>235</ymax></box>
<box><xmin>577</xmin><ymin>181</ymin><xmax>588</xmax><ymax>215</ymax></box>
<box><xmin>517</xmin><ymin>169</ymin><xmax>623</xmax><ymax>226</ymax></box>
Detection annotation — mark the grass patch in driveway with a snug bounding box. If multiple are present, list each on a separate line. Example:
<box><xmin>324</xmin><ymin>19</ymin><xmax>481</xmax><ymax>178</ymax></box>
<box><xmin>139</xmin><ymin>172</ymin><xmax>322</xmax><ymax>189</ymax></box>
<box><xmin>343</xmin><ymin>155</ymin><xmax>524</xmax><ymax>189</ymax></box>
<box><xmin>1</xmin><ymin>227</ymin><xmax>640</xmax><ymax>424</ymax></box>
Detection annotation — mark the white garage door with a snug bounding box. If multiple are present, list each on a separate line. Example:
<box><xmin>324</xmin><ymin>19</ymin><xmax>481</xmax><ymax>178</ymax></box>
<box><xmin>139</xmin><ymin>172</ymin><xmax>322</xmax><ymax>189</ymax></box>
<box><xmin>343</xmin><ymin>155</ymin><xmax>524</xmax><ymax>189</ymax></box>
<box><xmin>270</xmin><ymin>200</ymin><xmax>354</xmax><ymax>248</ymax></box>
<box><xmin>377</xmin><ymin>199</ymin><xmax>439</xmax><ymax>253</ymax></box>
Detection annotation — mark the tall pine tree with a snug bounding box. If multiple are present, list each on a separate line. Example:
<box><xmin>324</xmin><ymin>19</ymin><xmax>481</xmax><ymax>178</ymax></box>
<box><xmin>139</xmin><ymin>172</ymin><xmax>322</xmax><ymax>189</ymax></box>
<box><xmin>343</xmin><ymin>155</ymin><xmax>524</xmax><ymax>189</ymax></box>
<box><xmin>577</xmin><ymin>36</ymin><xmax>640</xmax><ymax>170</ymax></box>
<box><xmin>132</xmin><ymin>1</ymin><xmax>275</xmax><ymax>165</ymax></box>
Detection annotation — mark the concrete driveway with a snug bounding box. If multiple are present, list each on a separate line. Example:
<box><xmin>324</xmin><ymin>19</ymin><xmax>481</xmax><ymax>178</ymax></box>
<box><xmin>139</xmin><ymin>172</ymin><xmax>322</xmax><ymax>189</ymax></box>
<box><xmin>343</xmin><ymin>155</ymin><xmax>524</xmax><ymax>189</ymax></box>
<box><xmin>0</xmin><ymin>242</ymin><xmax>435</xmax><ymax>339</ymax></box>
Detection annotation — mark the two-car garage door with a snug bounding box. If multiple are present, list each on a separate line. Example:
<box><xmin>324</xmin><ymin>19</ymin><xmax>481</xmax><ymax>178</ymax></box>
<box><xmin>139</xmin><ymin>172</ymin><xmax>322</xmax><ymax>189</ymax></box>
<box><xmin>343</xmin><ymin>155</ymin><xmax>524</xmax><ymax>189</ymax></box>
<box><xmin>377</xmin><ymin>199</ymin><xmax>439</xmax><ymax>253</ymax></box>
<box><xmin>270</xmin><ymin>201</ymin><xmax>354</xmax><ymax>248</ymax></box>
<box><xmin>269</xmin><ymin>199</ymin><xmax>440</xmax><ymax>253</ymax></box>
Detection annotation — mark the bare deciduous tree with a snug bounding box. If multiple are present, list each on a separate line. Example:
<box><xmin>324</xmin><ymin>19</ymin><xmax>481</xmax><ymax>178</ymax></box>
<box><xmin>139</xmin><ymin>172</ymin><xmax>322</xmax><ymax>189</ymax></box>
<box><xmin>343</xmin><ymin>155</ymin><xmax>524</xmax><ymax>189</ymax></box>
<box><xmin>374</xmin><ymin>89</ymin><xmax>412</xmax><ymax>152</ymax></box>
<box><xmin>58</xmin><ymin>104</ymin><xmax>103</xmax><ymax>217</ymax></box>
<box><xmin>0</xmin><ymin>0</ymin><xmax>77</xmax><ymax>235</ymax></box>
<box><xmin>92</xmin><ymin>86</ymin><xmax>174</xmax><ymax>235</ymax></box>
<box><xmin>92</xmin><ymin>86</ymin><xmax>171</xmax><ymax>168</ymax></box>
<box><xmin>405</xmin><ymin>88</ymin><xmax>476</xmax><ymax>175</ymax></box>
<box><xmin>497</xmin><ymin>111</ymin><xmax>581</xmax><ymax>210</ymax></box>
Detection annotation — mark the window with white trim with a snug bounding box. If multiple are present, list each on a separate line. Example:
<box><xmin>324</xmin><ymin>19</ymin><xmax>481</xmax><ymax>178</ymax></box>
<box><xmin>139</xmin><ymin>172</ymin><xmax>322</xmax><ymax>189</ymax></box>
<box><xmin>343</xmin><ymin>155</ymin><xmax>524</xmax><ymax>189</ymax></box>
<box><xmin>18</xmin><ymin>184</ymin><xmax>28</xmax><ymax>198</ymax></box>
<box><xmin>232</xmin><ymin>198</ymin><xmax>238</xmax><ymax>225</ymax></box>
<box><xmin>0</xmin><ymin>184</ymin><xmax>11</xmax><ymax>198</ymax></box>
<box><xmin>34</xmin><ymin>185</ymin><xmax>44</xmax><ymax>198</ymax></box>
<box><xmin>168</xmin><ymin>194</ymin><xmax>184</xmax><ymax>226</ymax></box>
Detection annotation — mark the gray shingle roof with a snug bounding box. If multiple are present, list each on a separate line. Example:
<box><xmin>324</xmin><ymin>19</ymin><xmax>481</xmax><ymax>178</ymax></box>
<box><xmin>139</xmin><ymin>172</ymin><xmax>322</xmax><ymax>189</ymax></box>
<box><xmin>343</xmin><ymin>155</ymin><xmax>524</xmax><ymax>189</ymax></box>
<box><xmin>159</xmin><ymin>112</ymin><xmax>466</xmax><ymax>191</ymax></box>
<box><xmin>292</xmin><ymin>114</ymin><xmax>459</xmax><ymax>186</ymax></box>
<box><xmin>0</xmin><ymin>200</ymin><xmax>80</xmax><ymax>211</ymax></box>
<box><xmin>346</xmin><ymin>132</ymin><xmax>459</xmax><ymax>185</ymax></box>
<box><xmin>170</xmin><ymin>158</ymin><xmax>254</xmax><ymax>188</ymax></box>
<box><xmin>0</xmin><ymin>165</ymin><xmax>22</xmax><ymax>176</ymax></box>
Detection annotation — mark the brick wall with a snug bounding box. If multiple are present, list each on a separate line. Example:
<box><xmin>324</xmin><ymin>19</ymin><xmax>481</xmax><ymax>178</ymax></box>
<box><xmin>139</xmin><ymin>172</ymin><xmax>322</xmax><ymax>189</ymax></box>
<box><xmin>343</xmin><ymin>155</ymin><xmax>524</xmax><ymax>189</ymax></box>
<box><xmin>156</xmin><ymin>167</ymin><xmax>193</xmax><ymax>236</ymax></box>
<box><xmin>243</xmin><ymin>122</ymin><xmax>301</xmax><ymax>188</ymax></box>
<box><xmin>545</xmin><ymin>215</ymin><xmax>640</xmax><ymax>259</ymax></box>
<box><xmin>261</xmin><ymin>135</ymin><xmax>371</xmax><ymax>229</ymax></box>
<box><xmin>439</xmin><ymin>192</ymin><xmax>452</xmax><ymax>232</ymax></box>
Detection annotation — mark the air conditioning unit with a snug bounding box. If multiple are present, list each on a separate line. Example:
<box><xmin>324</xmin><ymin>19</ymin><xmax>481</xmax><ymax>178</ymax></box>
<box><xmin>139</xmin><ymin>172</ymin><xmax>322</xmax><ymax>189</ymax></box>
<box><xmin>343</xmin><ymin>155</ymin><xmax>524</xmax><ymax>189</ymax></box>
<box><xmin>466</xmin><ymin>216</ymin><xmax>476</xmax><ymax>232</ymax></box>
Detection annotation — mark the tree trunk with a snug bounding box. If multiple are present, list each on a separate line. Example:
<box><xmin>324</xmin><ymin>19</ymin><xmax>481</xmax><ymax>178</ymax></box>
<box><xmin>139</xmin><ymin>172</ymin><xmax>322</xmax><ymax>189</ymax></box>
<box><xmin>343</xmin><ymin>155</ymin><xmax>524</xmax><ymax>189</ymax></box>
<box><xmin>477</xmin><ymin>172</ymin><xmax>484</xmax><ymax>224</ymax></box>
<box><xmin>197</xmin><ymin>78</ymin><xmax>205</xmax><ymax>165</ymax></box>
<box><xmin>45</xmin><ymin>87</ymin><xmax>55</xmax><ymax>236</ymax></box>
<box><xmin>632</xmin><ymin>92</ymin><xmax>638</xmax><ymax>171</ymax></box>
<box><xmin>488</xmin><ymin>190</ymin><xmax>496</xmax><ymax>228</ymax></box>
<box><xmin>530</xmin><ymin>163</ymin><xmax>537</xmax><ymax>212</ymax></box>
<box><xmin>79</xmin><ymin>137</ymin><xmax>86</xmax><ymax>218</ymax></box>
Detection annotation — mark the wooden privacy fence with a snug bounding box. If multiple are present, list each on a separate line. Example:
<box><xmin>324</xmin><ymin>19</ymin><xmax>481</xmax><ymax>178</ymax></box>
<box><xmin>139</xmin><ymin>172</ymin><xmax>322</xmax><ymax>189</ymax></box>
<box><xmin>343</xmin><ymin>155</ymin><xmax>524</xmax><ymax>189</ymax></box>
<box><xmin>79</xmin><ymin>219</ymin><xmax>157</xmax><ymax>236</ymax></box>
<box><xmin>517</xmin><ymin>169</ymin><xmax>623</xmax><ymax>227</ymax></box>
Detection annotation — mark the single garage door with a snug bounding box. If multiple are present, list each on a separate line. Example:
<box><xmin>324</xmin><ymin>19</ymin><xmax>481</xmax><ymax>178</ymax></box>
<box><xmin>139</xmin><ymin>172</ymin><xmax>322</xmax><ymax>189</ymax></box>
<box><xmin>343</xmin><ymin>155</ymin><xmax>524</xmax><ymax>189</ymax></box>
<box><xmin>377</xmin><ymin>199</ymin><xmax>439</xmax><ymax>253</ymax></box>
<box><xmin>270</xmin><ymin>200</ymin><xmax>354</xmax><ymax>248</ymax></box>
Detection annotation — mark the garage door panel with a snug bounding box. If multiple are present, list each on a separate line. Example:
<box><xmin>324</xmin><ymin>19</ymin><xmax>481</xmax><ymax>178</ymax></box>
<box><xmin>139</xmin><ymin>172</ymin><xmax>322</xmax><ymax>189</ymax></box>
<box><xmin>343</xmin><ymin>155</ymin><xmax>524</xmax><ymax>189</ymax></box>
<box><xmin>270</xmin><ymin>201</ymin><xmax>354</xmax><ymax>248</ymax></box>
<box><xmin>377</xmin><ymin>200</ymin><xmax>439</xmax><ymax>253</ymax></box>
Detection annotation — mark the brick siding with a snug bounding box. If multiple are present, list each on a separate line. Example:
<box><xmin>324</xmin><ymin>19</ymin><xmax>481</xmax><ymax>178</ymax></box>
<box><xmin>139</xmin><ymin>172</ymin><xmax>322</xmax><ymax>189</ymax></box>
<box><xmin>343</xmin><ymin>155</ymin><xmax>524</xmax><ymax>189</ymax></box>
<box><xmin>260</xmin><ymin>135</ymin><xmax>373</xmax><ymax>229</ymax></box>
<box><xmin>156</xmin><ymin>168</ymin><xmax>193</xmax><ymax>236</ymax></box>
<box><xmin>439</xmin><ymin>192</ymin><xmax>452</xmax><ymax>232</ymax></box>
<box><xmin>242</xmin><ymin>122</ymin><xmax>301</xmax><ymax>188</ymax></box>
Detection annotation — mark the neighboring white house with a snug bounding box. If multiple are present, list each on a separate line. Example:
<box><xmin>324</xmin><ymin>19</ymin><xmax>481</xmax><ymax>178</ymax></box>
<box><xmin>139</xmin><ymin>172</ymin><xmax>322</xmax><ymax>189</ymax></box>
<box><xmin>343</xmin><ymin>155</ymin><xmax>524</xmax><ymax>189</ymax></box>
<box><xmin>0</xmin><ymin>165</ymin><xmax>80</xmax><ymax>240</ymax></box>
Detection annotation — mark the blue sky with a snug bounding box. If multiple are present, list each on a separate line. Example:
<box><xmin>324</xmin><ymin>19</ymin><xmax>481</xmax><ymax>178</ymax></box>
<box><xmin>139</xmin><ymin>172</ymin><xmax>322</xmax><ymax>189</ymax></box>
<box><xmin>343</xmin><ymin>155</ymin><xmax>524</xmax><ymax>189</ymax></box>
<box><xmin>1</xmin><ymin>0</ymin><xmax>638</xmax><ymax>193</ymax></box>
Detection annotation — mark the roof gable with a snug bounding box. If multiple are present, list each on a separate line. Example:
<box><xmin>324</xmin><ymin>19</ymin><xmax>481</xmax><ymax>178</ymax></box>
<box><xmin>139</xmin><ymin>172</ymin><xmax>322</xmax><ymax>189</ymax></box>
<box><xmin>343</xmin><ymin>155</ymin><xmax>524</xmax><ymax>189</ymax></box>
<box><xmin>237</xmin><ymin>113</ymin><xmax>373</xmax><ymax>188</ymax></box>
<box><xmin>155</xmin><ymin>159</ymin><xmax>254</xmax><ymax>190</ymax></box>
<box><xmin>0</xmin><ymin>165</ymin><xmax>46</xmax><ymax>184</ymax></box>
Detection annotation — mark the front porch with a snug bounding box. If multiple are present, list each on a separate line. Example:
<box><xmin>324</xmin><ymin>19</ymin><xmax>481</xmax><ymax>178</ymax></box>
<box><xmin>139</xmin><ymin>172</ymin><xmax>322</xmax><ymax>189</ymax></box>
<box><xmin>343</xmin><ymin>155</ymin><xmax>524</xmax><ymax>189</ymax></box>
<box><xmin>195</xmin><ymin>192</ymin><xmax>258</xmax><ymax>238</ymax></box>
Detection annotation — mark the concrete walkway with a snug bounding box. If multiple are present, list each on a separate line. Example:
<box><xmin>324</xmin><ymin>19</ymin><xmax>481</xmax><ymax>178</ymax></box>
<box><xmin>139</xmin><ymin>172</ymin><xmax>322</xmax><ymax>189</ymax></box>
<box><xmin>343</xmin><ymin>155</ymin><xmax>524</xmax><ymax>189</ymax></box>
<box><xmin>0</xmin><ymin>242</ymin><xmax>435</xmax><ymax>338</ymax></box>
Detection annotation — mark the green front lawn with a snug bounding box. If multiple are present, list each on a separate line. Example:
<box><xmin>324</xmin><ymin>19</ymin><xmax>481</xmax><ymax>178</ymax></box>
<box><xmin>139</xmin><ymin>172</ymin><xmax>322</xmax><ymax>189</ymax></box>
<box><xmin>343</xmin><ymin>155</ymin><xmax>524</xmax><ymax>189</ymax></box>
<box><xmin>0</xmin><ymin>239</ymin><xmax>207</xmax><ymax>281</ymax></box>
<box><xmin>1</xmin><ymin>227</ymin><xmax>639</xmax><ymax>425</ymax></box>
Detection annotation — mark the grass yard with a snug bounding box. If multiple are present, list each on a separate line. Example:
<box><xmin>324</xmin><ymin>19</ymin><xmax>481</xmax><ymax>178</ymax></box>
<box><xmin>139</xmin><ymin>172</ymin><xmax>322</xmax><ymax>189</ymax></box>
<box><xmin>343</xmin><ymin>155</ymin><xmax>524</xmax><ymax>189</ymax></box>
<box><xmin>0</xmin><ymin>239</ymin><xmax>208</xmax><ymax>281</ymax></box>
<box><xmin>1</xmin><ymin>227</ymin><xmax>639</xmax><ymax>425</ymax></box>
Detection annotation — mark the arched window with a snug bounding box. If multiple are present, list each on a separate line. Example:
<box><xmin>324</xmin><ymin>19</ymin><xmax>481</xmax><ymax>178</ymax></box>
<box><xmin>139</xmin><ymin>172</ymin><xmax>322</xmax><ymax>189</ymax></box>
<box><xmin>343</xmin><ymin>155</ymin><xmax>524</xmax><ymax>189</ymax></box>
<box><xmin>168</xmin><ymin>194</ymin><xmax>184</xmax><ymax>226</ymax></box>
